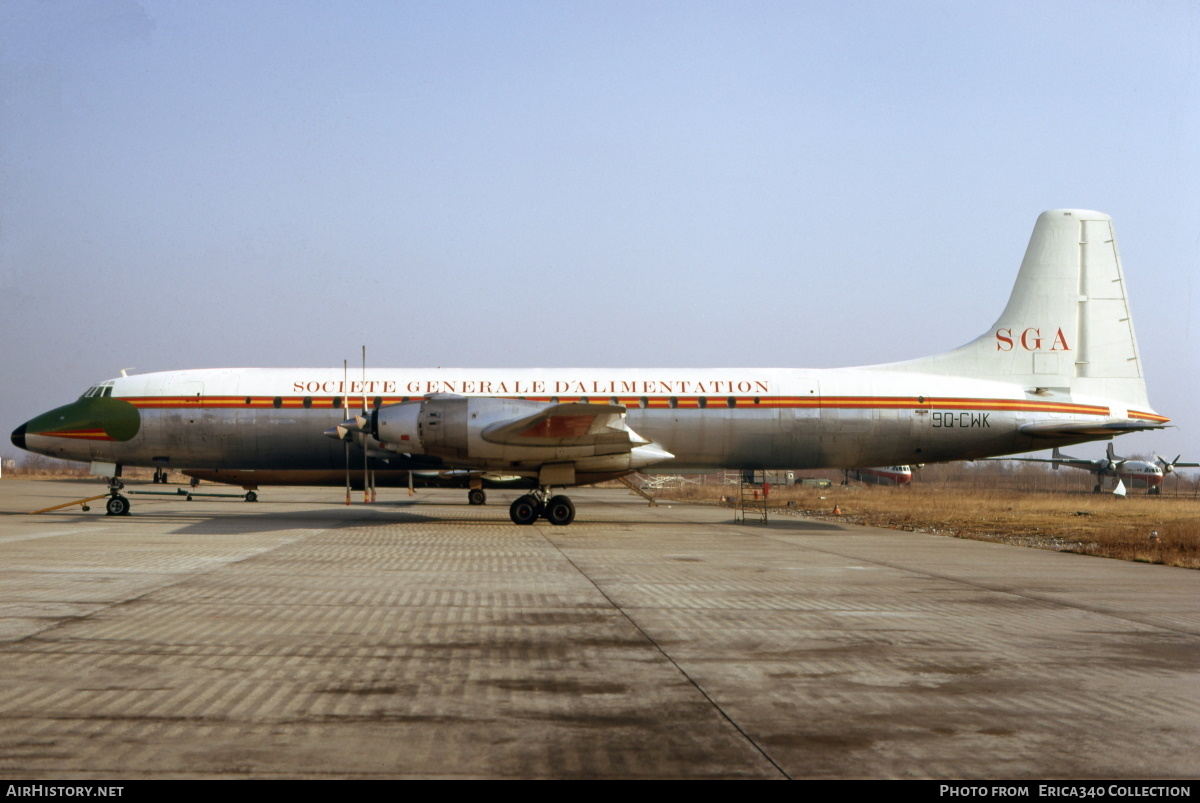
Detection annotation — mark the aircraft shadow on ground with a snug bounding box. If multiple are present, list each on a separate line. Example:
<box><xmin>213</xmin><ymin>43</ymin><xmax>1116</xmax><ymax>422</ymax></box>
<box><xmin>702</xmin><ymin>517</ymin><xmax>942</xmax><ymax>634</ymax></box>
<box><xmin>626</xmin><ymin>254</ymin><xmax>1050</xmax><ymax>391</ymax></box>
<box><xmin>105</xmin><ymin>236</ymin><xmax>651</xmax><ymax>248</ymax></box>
<box><xmin>168</xmin><ymin>506</ymin><xmax>460</xmax><ymax>535</ymax></box>
<box><xmin>14</xmin><ymin>499</ymin><xmax>451</xmax><ymax>534</ymax></box>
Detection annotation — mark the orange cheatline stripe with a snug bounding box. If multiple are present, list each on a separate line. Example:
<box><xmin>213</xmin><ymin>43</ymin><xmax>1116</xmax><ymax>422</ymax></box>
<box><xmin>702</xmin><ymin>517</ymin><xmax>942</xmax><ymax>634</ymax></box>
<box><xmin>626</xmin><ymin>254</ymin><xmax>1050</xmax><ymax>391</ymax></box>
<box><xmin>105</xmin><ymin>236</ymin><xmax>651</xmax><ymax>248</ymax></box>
<box><xmin>1129</xmin><ymin>410</ymin><xmax>1171</xmax><ymax>423</ymax></box>
<box><xmin>120</xmin><ymin>394</ymin><xmax>1119</xmax><ymax>417</ymax></box>
<box><xmin>819</xmin><ymin>396</ymin><xmax>1110</xmax><ymax>415</ymax></box>
<box><xmin>42</xmin><ymin>429</ymin><xmax>113</xmax><ymax>441</ymax></box>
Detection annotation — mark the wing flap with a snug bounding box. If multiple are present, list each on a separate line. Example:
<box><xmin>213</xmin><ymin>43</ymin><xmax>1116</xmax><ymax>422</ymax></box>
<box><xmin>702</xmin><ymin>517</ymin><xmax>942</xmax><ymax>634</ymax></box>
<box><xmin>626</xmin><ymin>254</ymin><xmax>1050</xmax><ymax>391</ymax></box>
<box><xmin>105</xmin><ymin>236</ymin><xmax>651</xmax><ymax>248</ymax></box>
<box><xmin>481</xmin><ymin>403</ymin><xmax>649</xmax><ymax>449</ymax></box>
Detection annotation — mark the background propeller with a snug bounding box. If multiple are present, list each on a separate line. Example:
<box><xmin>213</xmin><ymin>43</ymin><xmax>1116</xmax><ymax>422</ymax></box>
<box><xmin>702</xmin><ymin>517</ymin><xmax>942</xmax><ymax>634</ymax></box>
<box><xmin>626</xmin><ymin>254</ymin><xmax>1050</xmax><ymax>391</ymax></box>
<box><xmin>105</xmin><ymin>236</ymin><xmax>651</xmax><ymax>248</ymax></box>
<box><xmin>1155</xmin><ymin>454</ymin><xmax>1183</xmax><ymax>476</ymax></box>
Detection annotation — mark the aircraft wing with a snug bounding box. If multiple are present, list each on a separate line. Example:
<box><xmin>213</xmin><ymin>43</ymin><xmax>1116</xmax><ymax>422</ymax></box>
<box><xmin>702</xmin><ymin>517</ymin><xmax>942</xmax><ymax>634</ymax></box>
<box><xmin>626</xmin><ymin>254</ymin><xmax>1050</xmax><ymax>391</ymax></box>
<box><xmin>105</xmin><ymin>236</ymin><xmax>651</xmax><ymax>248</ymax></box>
<box><xmin>1019</xmin><ymin>421</ymin><xmax>1168</xmax><ymax>438</ymax></box>
<box><xmin>992</xmin><ymin>455</ymin><xmax>1099</xmax><ymax>470</ymax></box>
<box><xmin>481</xmin><ymin>402</ymin><xmax>650</xmax><ymax>449</ymax></box>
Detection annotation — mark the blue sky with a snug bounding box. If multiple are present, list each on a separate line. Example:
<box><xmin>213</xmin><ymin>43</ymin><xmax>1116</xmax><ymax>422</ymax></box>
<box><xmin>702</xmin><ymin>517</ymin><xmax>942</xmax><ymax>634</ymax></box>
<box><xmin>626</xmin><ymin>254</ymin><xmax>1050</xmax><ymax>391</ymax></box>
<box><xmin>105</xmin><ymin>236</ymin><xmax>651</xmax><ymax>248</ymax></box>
<box><xmin>2</xmin><ymin>0</ymin><xmax>1198</xmax><ymax>466</ymax></box>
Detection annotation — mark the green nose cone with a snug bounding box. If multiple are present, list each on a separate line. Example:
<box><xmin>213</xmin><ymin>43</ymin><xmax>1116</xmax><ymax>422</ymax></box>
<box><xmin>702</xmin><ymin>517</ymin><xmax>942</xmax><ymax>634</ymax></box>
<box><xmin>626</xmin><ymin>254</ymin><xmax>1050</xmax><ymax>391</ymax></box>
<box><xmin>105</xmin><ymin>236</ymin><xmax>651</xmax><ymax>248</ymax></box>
<box><xmin>26</xmin><ymin>397</ymin><xmax>141</xmax><ymax>442</ymax></box>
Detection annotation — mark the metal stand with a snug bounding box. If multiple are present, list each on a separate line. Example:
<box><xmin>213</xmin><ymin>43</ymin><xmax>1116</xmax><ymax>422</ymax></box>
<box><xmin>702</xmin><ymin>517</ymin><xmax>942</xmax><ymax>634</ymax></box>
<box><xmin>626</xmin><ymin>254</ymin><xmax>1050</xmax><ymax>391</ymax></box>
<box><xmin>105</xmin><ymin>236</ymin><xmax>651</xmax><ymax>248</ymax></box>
<box><xmin>616</xmin><ymin>475</ymin><xmax>658</xmax><ymax>506</ymax></box>
<box><xmin>734</xmin><ymin>470</ymin><xmax>768</xmax><ymax>524</ymax></box>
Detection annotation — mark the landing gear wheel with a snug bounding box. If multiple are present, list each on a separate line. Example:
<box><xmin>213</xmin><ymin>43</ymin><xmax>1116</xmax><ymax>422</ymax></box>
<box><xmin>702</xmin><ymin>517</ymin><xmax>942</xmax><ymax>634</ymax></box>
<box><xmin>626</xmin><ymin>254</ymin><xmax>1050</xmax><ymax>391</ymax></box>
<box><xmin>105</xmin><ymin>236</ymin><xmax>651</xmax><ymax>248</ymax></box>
<box><xmin>544</xmin><ymin>495</ymin><xmax>575</xmax><ymax>526</ymax></box>
<box><xmin>244</xmin><ymin>491</ymin><xmax>258</xmax><ymax>502</ymax></box>
<box><xmin>468</xmin><ymin>488</ymin><xmax>486</xmax><ymax>506</ymax></box>
<box><xmin>1093</xmin><ymin>484</ymin><xmax>1102</xmax><ymax>494</ymax></box>
<box><xmin>509</xmin><ymin>495</ymin><xmax>540</xmax><ymax>525</ymax></box>
<box><xmin>105</xmin><ymin>495</ymin><xmax>130</xmax><ymax>516</ymax></box>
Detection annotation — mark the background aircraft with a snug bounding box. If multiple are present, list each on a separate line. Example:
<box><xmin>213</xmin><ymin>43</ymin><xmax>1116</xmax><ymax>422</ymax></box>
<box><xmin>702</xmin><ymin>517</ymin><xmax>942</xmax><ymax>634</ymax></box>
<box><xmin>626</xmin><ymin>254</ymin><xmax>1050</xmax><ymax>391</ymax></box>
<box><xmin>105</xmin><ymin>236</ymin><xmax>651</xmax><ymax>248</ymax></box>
<box><xmin>1001</xmin><ymin>443</ymin><xmax>1197</xmax><ymax>494</ymax></box>
<box><xmin>842</xmin><ymin>466</ymin><xmax>913</xmax><ymax>486</ymax></box>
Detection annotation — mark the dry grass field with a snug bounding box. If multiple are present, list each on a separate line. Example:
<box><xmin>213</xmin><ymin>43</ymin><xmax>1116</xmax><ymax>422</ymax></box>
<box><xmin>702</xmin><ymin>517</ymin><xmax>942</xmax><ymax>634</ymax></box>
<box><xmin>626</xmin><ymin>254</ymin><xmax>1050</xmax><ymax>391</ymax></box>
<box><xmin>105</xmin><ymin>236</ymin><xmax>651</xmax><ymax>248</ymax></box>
<box><xmin>656</xmin><ymin>477</ymin><xmax>1200</xmax><ymax>569</ymax></box>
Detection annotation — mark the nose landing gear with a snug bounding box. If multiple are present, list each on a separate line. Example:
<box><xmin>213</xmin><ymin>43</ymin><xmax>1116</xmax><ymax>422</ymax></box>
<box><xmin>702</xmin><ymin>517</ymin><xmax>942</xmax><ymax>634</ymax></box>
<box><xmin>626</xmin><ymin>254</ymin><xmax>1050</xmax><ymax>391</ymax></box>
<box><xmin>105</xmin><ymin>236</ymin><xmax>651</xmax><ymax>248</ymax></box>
<box><xmin>105</xmin><ymin>472</ymin><xmax>130</xmax><ymax>516</ymax></box>
<box><xmin>105</xmin><ymin>493</ymin><xmax>131</xmax><ymax>516</ymax></box>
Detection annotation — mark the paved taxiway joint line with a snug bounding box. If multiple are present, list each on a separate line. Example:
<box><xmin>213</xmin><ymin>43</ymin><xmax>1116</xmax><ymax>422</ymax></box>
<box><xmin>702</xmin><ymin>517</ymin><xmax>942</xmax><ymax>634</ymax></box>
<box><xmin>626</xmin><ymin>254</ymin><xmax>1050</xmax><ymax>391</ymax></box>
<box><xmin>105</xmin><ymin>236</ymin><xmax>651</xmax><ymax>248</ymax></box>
<box><xmin>542</xmin><ymin>496</ymin><xmax>1200</xmax><ymax>778</ymax></box>
<box><xmin>534</xmin><ymin>522</ymin><xmax>792</xmax><ymax>780</ymax></box>
<box><xmin>752</xmin><ymin>525</ymin><xmax>1200</xmax><ymax>638</ymax></box>
<box><xmin>0</xmin><ymin>528</ymin><xmax>100</xmax><ymax>545</ymax></box>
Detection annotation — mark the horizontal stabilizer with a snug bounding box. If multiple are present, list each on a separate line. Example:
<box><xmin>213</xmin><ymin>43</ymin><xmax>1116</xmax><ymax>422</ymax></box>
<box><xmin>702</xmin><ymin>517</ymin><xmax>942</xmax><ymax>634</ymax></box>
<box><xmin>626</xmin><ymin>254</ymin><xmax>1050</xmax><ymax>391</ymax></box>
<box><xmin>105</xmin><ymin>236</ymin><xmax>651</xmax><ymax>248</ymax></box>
<box><xmin>1019</xmin><ymin>421</ymin><xmax>1168</xmax><ymax>438</ymax></box>
<box><xmin>481</xmin><ymin>403</ymin><xmax>650</xmax><ymax>448</ymax></box>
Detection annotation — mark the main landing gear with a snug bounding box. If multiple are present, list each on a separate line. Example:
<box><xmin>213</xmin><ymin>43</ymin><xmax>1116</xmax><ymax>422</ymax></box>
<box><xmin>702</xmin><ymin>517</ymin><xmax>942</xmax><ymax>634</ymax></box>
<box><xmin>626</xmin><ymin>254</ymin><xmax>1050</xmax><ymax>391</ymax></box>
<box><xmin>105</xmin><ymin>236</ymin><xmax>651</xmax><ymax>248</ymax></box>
<box><xmin>468</xmin><ymin>488</ymin><xmax>487</xmax><ymax>506</ymax></box>
<box><xmin>509</xmin><ymin>490</ymin><xmax>575</xmax><ymax>526</ymax></box>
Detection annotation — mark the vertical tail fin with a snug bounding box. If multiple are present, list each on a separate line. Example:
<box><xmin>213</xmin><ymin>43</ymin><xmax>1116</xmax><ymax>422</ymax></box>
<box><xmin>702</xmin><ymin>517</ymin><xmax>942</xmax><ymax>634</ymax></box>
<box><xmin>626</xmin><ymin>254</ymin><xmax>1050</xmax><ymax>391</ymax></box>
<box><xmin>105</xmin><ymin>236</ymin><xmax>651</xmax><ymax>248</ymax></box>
<box><xmin>876</xmin><ymin>210</ymin><xmax>1151</xmax><ymax>411</ymax></box>
<box><xmin>1051</xmin><ymin>447</ymin><xmax>1067</xmax><ymax>470</ymax></box>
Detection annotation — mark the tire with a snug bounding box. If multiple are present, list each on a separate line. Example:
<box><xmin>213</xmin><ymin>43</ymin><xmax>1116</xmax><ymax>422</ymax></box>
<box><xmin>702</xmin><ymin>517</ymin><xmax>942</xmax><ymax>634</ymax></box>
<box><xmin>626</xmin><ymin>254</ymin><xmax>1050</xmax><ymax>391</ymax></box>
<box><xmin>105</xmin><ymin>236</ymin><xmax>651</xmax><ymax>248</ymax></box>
<box><xmin>245</xmin><ymin>491</ymin><xmax>258</xmax><ymax>502</ymax></box>
<box><xmin>105</xmin><ymin>495</ymin><xmax>130</xmax><ymax>516</ymax></box>
<box><xmin>468</xmin><ymin>489</ymin><xmax>486</xmax><ymax>506</ymax></box>
<box><xmin>509</xmin><ymin>495</ymin><xmax>539</xmax><ymax>525</ymax></box>
<box><xmin>544</xmin><ymin>495</ymin><xmax>575</xmax><ymax>526</ymax></box>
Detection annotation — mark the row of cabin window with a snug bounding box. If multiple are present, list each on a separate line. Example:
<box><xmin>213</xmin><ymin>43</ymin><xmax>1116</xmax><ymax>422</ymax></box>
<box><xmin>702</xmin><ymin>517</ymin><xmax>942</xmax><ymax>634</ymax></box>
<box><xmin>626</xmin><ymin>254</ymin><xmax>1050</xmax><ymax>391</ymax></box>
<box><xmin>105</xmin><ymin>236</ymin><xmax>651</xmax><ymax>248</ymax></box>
<box><xmin>256</xmin><ymin>396</ymin><xmax>762</xmax><ymax>409</ymax></box>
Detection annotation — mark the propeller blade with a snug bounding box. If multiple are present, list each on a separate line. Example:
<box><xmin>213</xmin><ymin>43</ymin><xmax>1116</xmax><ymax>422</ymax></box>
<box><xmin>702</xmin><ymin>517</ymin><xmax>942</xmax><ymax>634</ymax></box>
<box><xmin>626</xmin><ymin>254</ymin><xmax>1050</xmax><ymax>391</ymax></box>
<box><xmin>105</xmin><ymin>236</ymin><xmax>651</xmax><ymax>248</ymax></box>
<box><xmin>363</xmin><ymin>345</ymin><xmax>372</xmax><ymax>503</ymax></box>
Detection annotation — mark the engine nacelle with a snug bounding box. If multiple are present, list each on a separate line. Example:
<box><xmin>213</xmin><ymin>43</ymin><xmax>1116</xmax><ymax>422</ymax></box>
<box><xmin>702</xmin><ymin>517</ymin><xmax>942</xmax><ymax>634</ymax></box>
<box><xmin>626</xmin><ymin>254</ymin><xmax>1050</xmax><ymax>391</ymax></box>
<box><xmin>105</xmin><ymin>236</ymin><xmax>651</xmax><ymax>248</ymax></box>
<box><xmin>373</xmin><ymin>395</ymin><xmax>544</xmax><ymax>461</ymax></box>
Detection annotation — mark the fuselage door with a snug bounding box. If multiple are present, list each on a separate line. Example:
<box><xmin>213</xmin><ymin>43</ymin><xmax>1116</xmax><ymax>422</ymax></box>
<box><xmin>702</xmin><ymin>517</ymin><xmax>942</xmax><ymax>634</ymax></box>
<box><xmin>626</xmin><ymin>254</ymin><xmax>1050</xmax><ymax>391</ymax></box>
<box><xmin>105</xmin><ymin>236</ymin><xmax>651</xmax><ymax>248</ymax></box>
<box><xmin>782</xmin><ymin>379</ymin><xmax>821</xmax><ymax>466</ymax></box>
<box><xmin>161</xmin><ymin>380</ymin><xmax>205</xmax><ymax>455</ymax></box>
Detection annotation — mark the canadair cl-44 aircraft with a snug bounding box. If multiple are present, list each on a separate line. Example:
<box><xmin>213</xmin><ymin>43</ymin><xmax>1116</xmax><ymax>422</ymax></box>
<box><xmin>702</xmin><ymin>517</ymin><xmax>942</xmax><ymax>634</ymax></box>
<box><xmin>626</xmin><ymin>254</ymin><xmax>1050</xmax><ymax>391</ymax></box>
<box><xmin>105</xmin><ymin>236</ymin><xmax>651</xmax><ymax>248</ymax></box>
<box><xmin>11</xmin><ymin>210</ymin><xmax>1169</xmax><ymax>524</ymax></box>
<box><xmin>1001</xmin><ymin>443</ymin><xmax>1197</xmax><ymax>495</ymax></box>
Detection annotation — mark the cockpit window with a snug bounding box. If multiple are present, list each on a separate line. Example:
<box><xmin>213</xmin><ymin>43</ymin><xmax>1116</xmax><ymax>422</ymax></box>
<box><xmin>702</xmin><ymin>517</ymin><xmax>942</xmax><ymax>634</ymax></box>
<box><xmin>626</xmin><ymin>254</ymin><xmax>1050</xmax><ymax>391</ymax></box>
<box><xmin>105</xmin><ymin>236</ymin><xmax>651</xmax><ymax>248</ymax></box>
<box><xmin>79</xmin><ymin>384</ymin><xmax>114</xmax><ymax>399</ymax></box>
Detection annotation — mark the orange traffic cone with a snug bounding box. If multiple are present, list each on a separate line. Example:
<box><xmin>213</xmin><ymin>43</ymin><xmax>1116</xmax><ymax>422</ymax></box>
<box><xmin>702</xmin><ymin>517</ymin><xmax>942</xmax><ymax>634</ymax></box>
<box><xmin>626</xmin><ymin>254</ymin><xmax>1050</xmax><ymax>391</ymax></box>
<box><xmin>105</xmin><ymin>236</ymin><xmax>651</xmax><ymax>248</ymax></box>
<box><xmin>833</xmin><ymin>505</ymin><xmax>842</xmax><ymax>515</ymax></box>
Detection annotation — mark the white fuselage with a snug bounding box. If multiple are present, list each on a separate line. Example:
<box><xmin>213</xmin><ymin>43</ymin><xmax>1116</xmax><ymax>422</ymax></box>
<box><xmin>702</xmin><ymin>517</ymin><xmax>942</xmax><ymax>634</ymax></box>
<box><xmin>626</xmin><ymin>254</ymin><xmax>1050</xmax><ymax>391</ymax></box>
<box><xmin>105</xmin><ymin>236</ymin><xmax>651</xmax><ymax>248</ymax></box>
<box><xmin>20</xmin><ymin>365</ymin><xmax>1156</xmax><ymax>477</ymax></box>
